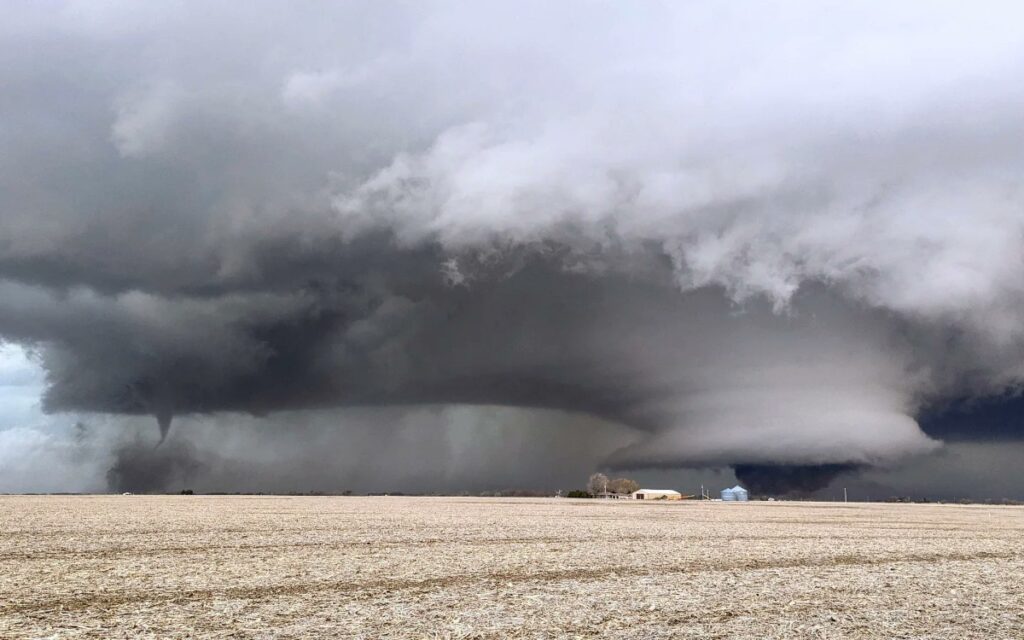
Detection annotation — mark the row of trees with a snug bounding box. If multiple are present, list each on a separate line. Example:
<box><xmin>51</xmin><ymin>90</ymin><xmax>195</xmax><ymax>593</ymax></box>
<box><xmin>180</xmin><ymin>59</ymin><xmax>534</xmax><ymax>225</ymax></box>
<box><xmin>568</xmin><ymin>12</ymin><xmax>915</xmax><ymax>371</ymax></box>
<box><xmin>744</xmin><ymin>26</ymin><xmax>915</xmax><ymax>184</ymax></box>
<box><xmin>586</xmin><ymin>473</ymin><xmax>640</xmax><ymax>496</ymax></box>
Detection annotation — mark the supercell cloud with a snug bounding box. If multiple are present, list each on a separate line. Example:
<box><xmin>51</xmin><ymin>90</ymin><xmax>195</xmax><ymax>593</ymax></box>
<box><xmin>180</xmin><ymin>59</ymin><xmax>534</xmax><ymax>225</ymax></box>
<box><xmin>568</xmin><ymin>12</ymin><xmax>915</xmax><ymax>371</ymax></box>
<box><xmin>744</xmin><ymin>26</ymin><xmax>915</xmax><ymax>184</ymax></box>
<box><xmin>3</xmin><ymin>1</ymin><xmax>1024</xmax><ymax>493</ymax></box>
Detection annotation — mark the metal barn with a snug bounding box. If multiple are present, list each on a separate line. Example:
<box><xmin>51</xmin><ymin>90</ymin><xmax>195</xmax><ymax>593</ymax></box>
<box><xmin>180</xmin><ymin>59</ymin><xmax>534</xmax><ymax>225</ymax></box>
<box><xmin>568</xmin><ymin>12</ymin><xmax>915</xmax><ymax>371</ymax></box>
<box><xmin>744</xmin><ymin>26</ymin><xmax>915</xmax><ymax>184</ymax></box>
<box><xmin>631</xmin><ymin>489</ymin><xmax>683</xmax><ymax>500</ymax></box>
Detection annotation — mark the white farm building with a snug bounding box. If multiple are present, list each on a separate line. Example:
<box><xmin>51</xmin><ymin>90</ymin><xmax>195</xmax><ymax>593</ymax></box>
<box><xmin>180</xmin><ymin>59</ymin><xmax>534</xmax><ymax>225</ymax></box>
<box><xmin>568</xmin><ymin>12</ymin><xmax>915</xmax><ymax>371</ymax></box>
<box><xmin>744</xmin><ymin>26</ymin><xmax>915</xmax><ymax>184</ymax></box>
<box><xmin>631</xmin><ymin>489</ymin><xmax>682</xmax><ymax>501</ymax></box>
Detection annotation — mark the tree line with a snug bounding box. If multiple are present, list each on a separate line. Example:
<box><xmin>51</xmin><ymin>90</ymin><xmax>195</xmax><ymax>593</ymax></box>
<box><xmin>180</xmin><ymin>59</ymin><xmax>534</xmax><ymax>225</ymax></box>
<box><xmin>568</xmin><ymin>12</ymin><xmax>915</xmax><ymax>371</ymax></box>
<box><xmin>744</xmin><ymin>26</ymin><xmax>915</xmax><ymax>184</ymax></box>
<box><xmin>565</xmin><ymin>473</ymin><xmax>640</xmax><ymax>498</ymax></box>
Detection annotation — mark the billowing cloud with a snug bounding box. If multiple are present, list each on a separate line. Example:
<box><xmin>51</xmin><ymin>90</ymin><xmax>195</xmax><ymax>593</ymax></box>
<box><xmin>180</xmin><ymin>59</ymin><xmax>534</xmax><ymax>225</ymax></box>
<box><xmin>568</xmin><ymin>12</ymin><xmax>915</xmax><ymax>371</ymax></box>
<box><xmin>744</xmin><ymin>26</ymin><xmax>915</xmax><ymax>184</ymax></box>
<box><xmin>2</xmin><ymin>2</ymin><xmax>1024</xmax><ymax>493</ymax></box>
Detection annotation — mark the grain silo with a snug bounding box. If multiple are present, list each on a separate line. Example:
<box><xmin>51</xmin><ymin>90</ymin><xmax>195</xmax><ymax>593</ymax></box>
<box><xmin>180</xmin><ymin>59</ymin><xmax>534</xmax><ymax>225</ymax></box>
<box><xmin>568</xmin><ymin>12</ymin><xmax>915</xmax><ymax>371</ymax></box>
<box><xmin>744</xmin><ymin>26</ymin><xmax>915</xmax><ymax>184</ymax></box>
<box><xmin>721</xmin><ymin>485</ymin><xmax>749</xmax><ymax>501</ymax></box>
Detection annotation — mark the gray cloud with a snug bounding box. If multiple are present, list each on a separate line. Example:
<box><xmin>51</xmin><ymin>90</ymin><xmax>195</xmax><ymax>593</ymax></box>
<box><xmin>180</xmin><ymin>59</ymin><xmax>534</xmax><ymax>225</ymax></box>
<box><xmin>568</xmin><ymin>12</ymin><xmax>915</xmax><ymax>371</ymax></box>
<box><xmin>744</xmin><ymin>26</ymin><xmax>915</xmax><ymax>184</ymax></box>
<box><xmin>3</xmin><ymin>2</ymin><xmax>1024</xmax><ymax>493</ymax></box>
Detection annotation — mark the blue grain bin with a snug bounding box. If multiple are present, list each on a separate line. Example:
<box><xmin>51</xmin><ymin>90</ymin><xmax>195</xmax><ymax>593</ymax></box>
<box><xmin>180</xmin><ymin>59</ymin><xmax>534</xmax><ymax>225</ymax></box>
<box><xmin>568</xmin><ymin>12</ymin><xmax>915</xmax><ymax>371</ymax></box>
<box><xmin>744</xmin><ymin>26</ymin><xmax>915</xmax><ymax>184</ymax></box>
<box><xmin>720</xmin><ymin>487</ymin><xmax>736</xmax><ymax>501</ymax></box>
<box><xmin>731</xmin><ymin>485</ymin><xmax>749</xmax><ymax>502</ymax></box>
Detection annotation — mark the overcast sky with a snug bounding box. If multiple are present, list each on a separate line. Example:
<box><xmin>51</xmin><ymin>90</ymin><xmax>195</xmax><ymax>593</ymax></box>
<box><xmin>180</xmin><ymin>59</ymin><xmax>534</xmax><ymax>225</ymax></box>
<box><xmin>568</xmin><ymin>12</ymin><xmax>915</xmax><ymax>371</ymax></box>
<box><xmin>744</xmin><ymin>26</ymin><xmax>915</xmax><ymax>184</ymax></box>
<box><xmin>3</xmin><ymin>2</ymin><xmax>1024</xmax><ymax>497</ymax></box>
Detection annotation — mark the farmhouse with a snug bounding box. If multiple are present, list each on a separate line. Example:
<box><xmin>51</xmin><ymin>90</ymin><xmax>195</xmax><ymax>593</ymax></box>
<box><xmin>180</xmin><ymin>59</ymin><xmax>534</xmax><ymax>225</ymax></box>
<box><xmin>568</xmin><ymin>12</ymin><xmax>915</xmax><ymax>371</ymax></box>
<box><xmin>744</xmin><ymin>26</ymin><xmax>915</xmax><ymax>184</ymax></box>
<box><xmin>631</xmin><ymin>489</ymin><xmax>682</xmax><ymax>500</ymax></box>
<box><xmin>593</xmin><ymin>491</ymin><xmax>627</xmax><ymax>499</ymax></box>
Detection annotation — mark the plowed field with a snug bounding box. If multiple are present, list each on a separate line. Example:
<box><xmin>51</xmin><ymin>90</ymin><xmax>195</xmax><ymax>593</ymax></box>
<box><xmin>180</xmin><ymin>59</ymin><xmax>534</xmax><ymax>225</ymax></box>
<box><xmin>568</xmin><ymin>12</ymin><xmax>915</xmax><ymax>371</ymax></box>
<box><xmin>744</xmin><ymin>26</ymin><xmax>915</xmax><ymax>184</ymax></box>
<box><xmin>1</xmin><ymin>496</ymin><xmax>1022</xmax><ymax>638</ymax></box>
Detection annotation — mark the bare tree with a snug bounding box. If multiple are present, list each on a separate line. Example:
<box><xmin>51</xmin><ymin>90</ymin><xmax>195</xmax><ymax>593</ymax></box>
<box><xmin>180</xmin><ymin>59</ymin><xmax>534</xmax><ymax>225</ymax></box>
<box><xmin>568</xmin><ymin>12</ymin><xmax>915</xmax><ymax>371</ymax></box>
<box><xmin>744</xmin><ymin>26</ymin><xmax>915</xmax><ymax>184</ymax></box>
<box><xmin>587</xmin><ymin>472</ymin><xmax>609</xmax><ymax>496</ymax></box>
<box><xmin>609</xmin><ymin>477</ymin><xmax>640</xmax><ymax>495</ymax></box>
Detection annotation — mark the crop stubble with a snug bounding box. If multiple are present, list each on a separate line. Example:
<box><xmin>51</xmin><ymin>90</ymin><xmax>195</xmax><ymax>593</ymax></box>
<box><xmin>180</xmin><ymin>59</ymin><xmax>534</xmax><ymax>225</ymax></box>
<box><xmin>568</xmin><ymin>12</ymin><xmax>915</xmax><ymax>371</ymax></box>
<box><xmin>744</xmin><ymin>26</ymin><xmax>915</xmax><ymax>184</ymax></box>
<box><xmin>0</xmin><ymin>496</ymin><xmax>1021</xmax><ymax>638</ymax></box>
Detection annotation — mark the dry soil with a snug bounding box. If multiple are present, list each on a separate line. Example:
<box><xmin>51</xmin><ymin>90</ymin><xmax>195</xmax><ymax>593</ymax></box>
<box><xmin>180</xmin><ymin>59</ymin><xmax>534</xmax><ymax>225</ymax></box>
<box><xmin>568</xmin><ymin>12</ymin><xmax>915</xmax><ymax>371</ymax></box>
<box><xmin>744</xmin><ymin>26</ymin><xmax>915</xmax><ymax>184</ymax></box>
<box><xmin>1</xmin><ymin>495</ymin><xmax>1022</xmax><ymax>638</ymax></box>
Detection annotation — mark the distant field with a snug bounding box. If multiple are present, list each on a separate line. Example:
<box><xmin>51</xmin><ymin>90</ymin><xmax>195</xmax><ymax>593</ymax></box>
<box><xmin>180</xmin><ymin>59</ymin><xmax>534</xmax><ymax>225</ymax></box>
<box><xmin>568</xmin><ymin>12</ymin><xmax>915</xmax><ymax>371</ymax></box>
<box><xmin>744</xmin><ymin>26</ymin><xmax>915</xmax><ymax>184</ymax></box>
<box><xmin>1</xmin><ymin>496</ymin><xmax>1022</xmax><ymax>639</ymax></box>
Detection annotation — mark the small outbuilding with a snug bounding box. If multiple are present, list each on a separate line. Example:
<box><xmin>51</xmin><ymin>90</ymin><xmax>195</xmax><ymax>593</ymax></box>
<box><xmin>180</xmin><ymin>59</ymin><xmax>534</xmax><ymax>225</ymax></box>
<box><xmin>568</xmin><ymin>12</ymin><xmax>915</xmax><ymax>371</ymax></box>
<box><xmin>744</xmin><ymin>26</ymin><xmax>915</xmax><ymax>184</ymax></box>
<box><xmin>721</xmin><ymin>485</ymin><xmax>749</xmax><ymax>502</ymax></box>
<box><xmin>631</xmin><ymin>489</ymin><xmax>683</xmax><ymax>500</ymax></box>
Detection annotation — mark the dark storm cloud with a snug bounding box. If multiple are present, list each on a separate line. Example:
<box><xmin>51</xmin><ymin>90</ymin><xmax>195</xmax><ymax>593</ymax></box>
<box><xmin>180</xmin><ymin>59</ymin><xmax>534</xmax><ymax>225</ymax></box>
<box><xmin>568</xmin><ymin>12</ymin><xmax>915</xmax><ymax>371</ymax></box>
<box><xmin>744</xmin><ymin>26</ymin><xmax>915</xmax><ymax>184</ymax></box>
<box><xmin>3</xmin><ymin>2</ymin><xmax>1024</xmax><ymax>493</ymax></box>
<box><xmin>733</xmin><ymin>464</ymin><xmax>861</xmax><ymax>497</ymax></box>
<box><xmin>918</xmin><ymin>395</ymin><xmax>1024</xmax><ymax>443</ymax></box>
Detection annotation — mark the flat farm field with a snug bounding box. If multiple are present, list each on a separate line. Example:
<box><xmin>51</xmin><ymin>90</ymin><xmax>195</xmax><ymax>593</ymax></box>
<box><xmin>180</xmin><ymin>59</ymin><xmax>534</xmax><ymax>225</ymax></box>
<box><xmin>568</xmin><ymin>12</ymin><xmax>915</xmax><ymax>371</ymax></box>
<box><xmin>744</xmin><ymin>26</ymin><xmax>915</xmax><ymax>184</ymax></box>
<box><xmin>1</xmin><ymin>496</ymin><xmax>1022</xmax><ymax>639</ymax></box>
